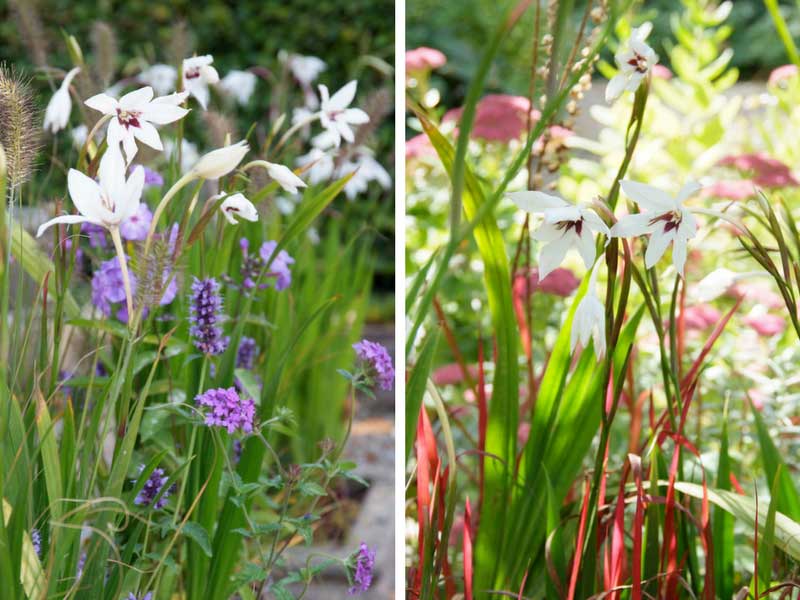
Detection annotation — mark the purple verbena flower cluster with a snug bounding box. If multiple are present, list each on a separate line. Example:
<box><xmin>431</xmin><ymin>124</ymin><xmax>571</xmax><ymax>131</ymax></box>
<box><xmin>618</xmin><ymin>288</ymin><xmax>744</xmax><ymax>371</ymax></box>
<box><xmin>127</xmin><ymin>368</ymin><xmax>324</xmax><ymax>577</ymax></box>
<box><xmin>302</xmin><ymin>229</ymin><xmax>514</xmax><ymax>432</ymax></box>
<box><xmin>195</xmin><ymin>387</ymin><xmax>255</xmax><ymax>435</ymax></box>
<box><xmin>236</xmin><ymin>336</ymin><xmax>259</xmax><ymax>370</ymax></box>
<box><xmin>348</xmin><ymin>542</ymin><xmax>376</xmax><ymax>595</ymax></box>
<box><xmin>189</xmin><ymin>277</ymin><xmax>229</xmax><ymax>355</ymax></box>
<box><xmin>134</xmin><ymin>466</ymin><xmax>175</xmax><ymax>510</ymax></box>
<box><xmin>120</xmin><ymin>203</ymin><xmax>153</xmax><ymax>242</ymax></box>
<box><xmin>91</xmin><ymin>255</ymin><xmax>178</xmax><ymax>322</ymax></box>
<box><xmin>81</xmin><ymin>222</ymin><xmax>107</xmax><ymax>248</ymax></box>
<box><xmin>353</xmin><ymin>339</ymin><xmax>394</xmax><ymax>391</ymax></box>
<box><xmin>227</xmin><ymin>238</ymin><xmax>295</xmax><ymax>292</ymax></box>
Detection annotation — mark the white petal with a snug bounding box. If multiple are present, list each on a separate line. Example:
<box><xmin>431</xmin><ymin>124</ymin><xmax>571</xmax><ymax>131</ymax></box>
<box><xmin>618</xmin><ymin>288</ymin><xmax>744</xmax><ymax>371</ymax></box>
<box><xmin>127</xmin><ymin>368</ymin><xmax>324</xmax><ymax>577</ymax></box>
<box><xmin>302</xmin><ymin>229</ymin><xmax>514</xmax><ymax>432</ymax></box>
<box><xmin>644</xmin><ymin>230</ymin><xmax>674</xmax><ymax>269</ymax></box>
<box><xmin>67</xmin><ymin>168</ymin><xmax>105</xmax><ymax>221</ymax></box>
<box><xmin>119</xmin><ymin>86</ymin><xmax>154</xmax><ymax>110</ymax></box>
<box><xmin>118</xmin><ymin>166</ymin><xmax>144</xmax><ymax>221</ymax></box>
<box><xmin>672</xmin><ymin>239</ymin><xmax>688</xmax><ymax>277</ymax></box>
<box><xmin>121</xmin><ymin>131</ymin><xmax>139</xmax><ymax>165</ymax></box>
<box><xmin>343</xmin><ymin>107</ymin><xmax>370</xmax><ymax>125</ymax></box>
<box><xmin>609</xmin><ymin>213</ymin><xmax>652</xmax><ymax>237</ymax></box>
<box><xmin>188</xmin><ymin>81</ymin><xmax>210</xmax><ymax>110</ymax></box>
<box><xmin>98</xmin><ymin>145</ymin><xmax>127</xmax><ymax>199</ymax></box>
<box><xmin>202</xmin><ymin>65</ymin><xmax>220</xmax><ymax>84</ymax></box>
<box><xmin>318</xmin><ymin>84</ymin><xmax>330</xmax><ymax>106</ymax></box>
<box><xmin>538</xmin><ymin>235</ymin><xmax>571</xmax><ymax>280</ymax></box>
<box><xmin>266</xmin><ymin>162</ymin><xmax>307</xmax><ymax>195</ymax></box>
<box><xmin>141</xmin><ymin>101</ymin><xmax>189</xmax><ymax>125</ymax></box>
<box><xmin>543</xmin><ymin>205</ymin><xmax>582</xmax><ymax>224</ymax></box>
<box><xmin>85</xmin><ymin>93</ymin><xmax>118</xmax><ymax>115</ymax></box>
<box><xmin>36</xmin><ymin>214</ymin><xmax>91</xmax><ymax>238</ymax></box>
<box><xmin>337</xmin><ymin>121</ymin><xmax>355</xmax><ymax>144</ymax></box>
<box><xmin>132</xmin><ymin>121</ymin><xmax>163</xmax><ymax>151</ymax></box>
<box><xmin>531</xmin><ymin>221</ymin><xmax>563</xmax><ymax>243</ymax></box>
<box><xmin>327</xmin><ymin>80</ymin><xmax>357</xmax><ymax>111</ymax></box>
<box><xmin>676</xmin><ymin>181</ymin><xmax>702</xmax><ymax>204</ymax></box>
<box><xmin>605</xmin><ymin>74</ymin><xmax>628</xmax><ymax>103</ymax></box>
<box><xmin>220</xmin><ymin>193</ymin><xmax>258</xmax><ymax>224</ymax></box>
<box><xmin>620</xmin><ymin>180</ymin><xmax>675</xmax><ymax>212</ymax></box>
<box><xmin>106</xmin><ymin>117</ymin><xmax>124</xmax><ymax>145</ymax></box>
<box><xmin>576</xmin><ymin>230</ymin><xmax>597</xmax><ymax>269</ymax></box>
<box><xmin>507</xmin><ymin>190</ymin><xmax>568</xmax><ymax>213</ymax></box>
<box><xmin>581</xmin><ymin>209</ymin><xmax>610</xmax><ymax>236</ymax></box>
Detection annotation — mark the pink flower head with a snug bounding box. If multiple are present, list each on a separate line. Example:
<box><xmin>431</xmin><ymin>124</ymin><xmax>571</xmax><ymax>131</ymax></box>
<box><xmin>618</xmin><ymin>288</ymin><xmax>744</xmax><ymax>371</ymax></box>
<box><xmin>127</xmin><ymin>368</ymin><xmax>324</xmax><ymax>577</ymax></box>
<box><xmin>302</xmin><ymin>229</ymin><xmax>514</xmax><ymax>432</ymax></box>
<box><xmin>681</xmin><ymin>304</ymin><xmax>721</xmax><ymax>331</ymax></box>
<box><xmin>729</xmin><ymin>282</ymin><xmax>784</xmax><ymax>309</ymax></box>
<box><xmin>702</xmin><ymin>180</ymin><xmax>756</xmax><ymax>200</ymax></box>
<box><xmin>651</xmin><ymin>64</ymin><xmax>673</xmax><ymax>80</ymax></box>
<box><xmin>743</xmin><ymin>313</ymin><xmax>786</xmax><ymax>337</ymax></box>
<box><xmin>768</xmin><ymin>64</ymin><xmax>798</xmax><ymax>87</ymax></box>
<box><xmin>513</xmin><ymin>267</ymin><xmax>580</xmax><ymax>300</ymax></box>
<box><xmin>405</xmin><ymin>133</ymin><xmax>435</xmax><ymax>160</ymax></box>
<box><xmin>406</xmin><ymin>47</ymin><xmax>447</xmax><ymax>73</ymax></box>
<box><xmin>444</xmin><ymin>94</ymin><xmax>540</xmax><ymax>142</ymax></box>
<box><xmin>431</xmin><ymin>363</ymin><xmax>480</xmax><ymax>386</ymax></box>
<box><xmin>717</xmin><ymin>153</ymin><xmax>800</xmax><ymax>188</ymax></box>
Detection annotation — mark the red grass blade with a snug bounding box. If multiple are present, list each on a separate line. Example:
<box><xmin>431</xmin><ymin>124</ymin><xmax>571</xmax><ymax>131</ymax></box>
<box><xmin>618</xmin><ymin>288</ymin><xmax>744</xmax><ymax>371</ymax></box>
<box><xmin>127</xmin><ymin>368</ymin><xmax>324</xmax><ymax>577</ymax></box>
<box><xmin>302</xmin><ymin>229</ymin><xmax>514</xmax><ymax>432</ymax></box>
<box><xmin>464</xmin><ymin>497</ymin><xmax>474</xmax><ymax>600</ymax></box>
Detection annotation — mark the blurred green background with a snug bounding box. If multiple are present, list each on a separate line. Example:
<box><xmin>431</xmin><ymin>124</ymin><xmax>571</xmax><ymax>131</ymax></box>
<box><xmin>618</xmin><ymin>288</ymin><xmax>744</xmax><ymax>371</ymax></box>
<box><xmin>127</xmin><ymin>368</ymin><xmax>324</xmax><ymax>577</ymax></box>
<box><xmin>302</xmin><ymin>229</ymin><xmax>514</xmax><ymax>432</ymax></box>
<box><xmin>407</xmin><ymin>0</ymin><xmax>797</xmax><ymax>103</ymax></box>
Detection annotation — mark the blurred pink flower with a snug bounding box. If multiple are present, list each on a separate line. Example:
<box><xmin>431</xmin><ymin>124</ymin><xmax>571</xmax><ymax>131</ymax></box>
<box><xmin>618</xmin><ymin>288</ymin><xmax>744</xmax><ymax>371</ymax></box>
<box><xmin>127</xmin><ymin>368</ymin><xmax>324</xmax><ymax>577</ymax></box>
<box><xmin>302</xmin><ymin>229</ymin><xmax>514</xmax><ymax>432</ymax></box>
<box><xmin>768</xmin><ymin>64</ymin><xmax>798</xmax><ymax>87</ymax></box>
<box><xmin>444</xmin><ymin>94</ymin><xmax>540</xmax><ymax>142</ymax></box>
<box><xmin>432</xmin><ymin>363</ymin><xmax>480</xmax><ymax>386</ymax></box>
<box><xmin>406</xmin><ymin>133</ymin><xmax>435</xmax><ymax>160</ymax></box>
<box><xmin>729</xmin><ymin>282</ymin><xmax>784</xmax><ymax>309</ymax></box>
<box><xmin>743</xmin><ymin>313</ymin><xmax>786</xmax><ymax>337</ymax></box>
<box><xmin>513</xmin><ymin>267</ymin><xmax>580</xmax><ymax>300</ymax></box>
<box><xmin>406</xmin><ymin>47</ymin><xmax>447</xmax><ymax>73</ymax></box>
<box><xmin>748</xmin><ymin>388</ymin><xmax>769</xmax><ymax>411</ymax></box>
<box><xmin>651</xmin><ymin>64</ymin><xmax>673</xmax><ymax>80</ymax></box>
<box><xmin>682</xmin><ymin>304</ymin><xmax>721</xmax><ymax>330</ymax></box>
<box><xmin>717</xmin><ymin>153</ymin><xmax>799</xmax><ymax>188</ymax></box>
<box><xmin>702</xmin><ymin>180</ymin><xmax>755</xmax><ymax>200</ymax></box>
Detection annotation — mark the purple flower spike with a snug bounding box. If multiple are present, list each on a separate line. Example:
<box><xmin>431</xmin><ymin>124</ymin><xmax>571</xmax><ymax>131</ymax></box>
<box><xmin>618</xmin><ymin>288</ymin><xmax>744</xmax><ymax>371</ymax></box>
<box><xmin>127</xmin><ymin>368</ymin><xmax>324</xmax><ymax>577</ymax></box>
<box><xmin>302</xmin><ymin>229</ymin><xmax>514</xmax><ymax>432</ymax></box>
<box><xmin>353</xmin><ymin>340</ymin><xmax>394</xmax><ymax>391</ymax></box>
<box><xmin>195</xmin><ymin>387</ymin><xmax>255</xmax><ymax>435</ymax></box>
<box><xmin>127</xmin><ymin>593</ymin><xmax>153</xmax><ymax>600</ymax></box>
<box><xmin>92</xmin><ymin>255</ymin><xmax>134</xmax><ymax>317</ymax></box>
<box><xmin>348</xmin><ymin>542</ymin><xmax>376</xmax><ymax>595</ymax></box>
<box><xmin>236</xmin><ymin>336</ymin><xmax>259</xmax><ymax>370</ymax></box>
<box><xmin>189</xmin><ymin>277</ymin><xmax>229</xmax><ymax>355</ymax></box>
<box><xmin>134</xmin><ymin>466</ymin><xmax>174</xmax><ymax>510</ymax></box>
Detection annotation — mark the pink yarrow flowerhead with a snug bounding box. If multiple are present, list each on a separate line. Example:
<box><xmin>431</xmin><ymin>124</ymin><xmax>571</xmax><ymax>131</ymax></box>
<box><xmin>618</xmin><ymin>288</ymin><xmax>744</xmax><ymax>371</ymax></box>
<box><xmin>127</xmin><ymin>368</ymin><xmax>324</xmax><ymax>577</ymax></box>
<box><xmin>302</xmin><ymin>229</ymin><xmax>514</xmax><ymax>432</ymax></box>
<box><xmin>353</xmin><ymin>339</ymin><xmax>394</xmax><ymax>391</ymax></box>
<box><xmin>717</xmin><ymin>153</ymin><xmax>800</xmax><ymax>188</ymax></box>
<box><xmin>443</xmin><ymin>94</ymin><xmax>540</xmax><ymax>142</ymax></box>
<box><xmin>195</xmin><ymin>387</ymin><xmax>255</xmax><ymax>435</ymax></box>
<box><xmin>405</xmin><ymin>47</ymin><xmax>447</xmax><ymax>73</ymax></box>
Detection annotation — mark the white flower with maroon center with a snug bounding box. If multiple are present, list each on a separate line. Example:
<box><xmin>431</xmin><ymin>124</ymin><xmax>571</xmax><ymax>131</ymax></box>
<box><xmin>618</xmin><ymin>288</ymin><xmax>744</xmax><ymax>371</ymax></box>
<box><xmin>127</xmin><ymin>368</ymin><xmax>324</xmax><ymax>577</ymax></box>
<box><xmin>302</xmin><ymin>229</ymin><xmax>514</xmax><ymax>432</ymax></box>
<box><xmin>36</xmin><ymin>145</ymin><xmax>144</xmax><ymax>237</ymax></box>
<box><xmin>605</xmin><ymin>23</ymin><xmax>658</xmax><ymax>103</ymax></box>
<box><xmin>610</xmin><ymin>180</ymin><xmax>700</xmax><ymax>277</ymax></box>
<box><xmin>182</xmin><ymin>55</ymin><xmax>220</xmax><ymax>109</ymax></box>
<box><xmin>571</xmin><ymin>261</ymin><xmax>606</xmax><ymax>360</ymax></box>
<box><xmin>85</xmin><ymin>86</ymin><xmax>190</xmax><ymax>164</ymax></box>
<box><xmin>508</xmin><ymin>190</ymin><xmax>610</xmax><ymax>280</ymax></box>
<box><xmin>317</xmin><ymin>80</ymin><xmax>369</xmax><ymax>146</ymax></box>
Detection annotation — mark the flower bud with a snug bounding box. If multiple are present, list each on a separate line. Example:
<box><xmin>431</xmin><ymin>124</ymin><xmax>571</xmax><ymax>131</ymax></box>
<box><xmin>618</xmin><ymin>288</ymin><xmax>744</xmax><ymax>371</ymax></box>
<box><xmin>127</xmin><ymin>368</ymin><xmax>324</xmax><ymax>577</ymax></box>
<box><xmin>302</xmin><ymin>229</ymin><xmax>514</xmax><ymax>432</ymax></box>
<box><xmin>190</xmin><ymin>140</ymin><xmax>249</xmax><ymax>180</ymax></box>
<box><xmin>219</xmin><ymin>192</ymin><xmax>258</xmax><ymax>224</ymax></box>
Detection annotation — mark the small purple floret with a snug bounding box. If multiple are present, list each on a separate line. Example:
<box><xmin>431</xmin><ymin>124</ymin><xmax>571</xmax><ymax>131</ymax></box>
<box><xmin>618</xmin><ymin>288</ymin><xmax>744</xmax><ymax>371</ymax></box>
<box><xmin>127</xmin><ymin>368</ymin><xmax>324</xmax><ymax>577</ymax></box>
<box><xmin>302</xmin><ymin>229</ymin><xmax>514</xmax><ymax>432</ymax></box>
<box><xmin>236</xmin><ymin>336</ymin><xmax>259</xmax><ymax>370</ymax></box>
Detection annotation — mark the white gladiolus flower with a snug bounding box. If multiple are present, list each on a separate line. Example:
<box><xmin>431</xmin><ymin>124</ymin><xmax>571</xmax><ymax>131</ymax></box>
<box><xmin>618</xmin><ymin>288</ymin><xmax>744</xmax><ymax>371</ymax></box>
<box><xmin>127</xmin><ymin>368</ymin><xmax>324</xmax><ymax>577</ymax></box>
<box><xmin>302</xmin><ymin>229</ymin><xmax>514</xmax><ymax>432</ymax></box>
<box><xmin>571</xmin><ymin>262</ymin><xmax>606</xmax><ymax>360</ymax></box>
<box><xmin>507</xmin><ymin>190</ymin><xmax>610</xmax><ymax>280</ymax></box>
<box><xmin>296</xmin><ymin>147</ymin><xmax>335</xmax><ymax>185</ymax></box>
<box><xmin>338</xmin><ymin>150</ymin><xmax>392</xmax><ymax>200</ymax></box>
<box><xmin>182</xmin><ymin>55</ymin><xmax>219</xmax><ymax>109</ymax></box>
<box><xmin>610</xmin><ymin>180</ymin><xmax>700</xmax><ymax>277</ymax></box>
<box><xmin>219</xmin><ymin>70</ymin><xmax>257</xmax><ymax>106</ymax></box>
<box><xmin>264</xmin><ymin>162</ymin><xmax>307</xmax><ymax>195</ymax></box>
<box><xmin>317</xmin><ymin>80</ymin><xmax>370</xmax><ymax>146</ymax></box>
<box><xmin>189</xmin><ymin>140</ymin><xmax>249</xmax><ymax>180</ymax></box>
<box><xmin>287</xmin><ymin>54</ymin><xmax>326</xmax><ymax>86</ymax></box>
<box><xmin>43</xmin><ymin>67</ymin><xmax>81</xmax><ymax>134</ymax></box>
<box><xmin>219</xmin><ymin>193</ymin><xmax>258</xmax><ymax>224</ymax></box>
<box><xmin>138</xmin><ymin>64</ymin><xmax>177</xmax><ymax>95</ymax></box>
<box><xmin>85</xmin><ymin>86</ymin><xmax>190</xmax><ymax>164</ymax></box>
<box><xmin>605</xmin><ymin>23</ymin><xmax>658</xmax><ymax>103</ymax></box>
<box><xmin>37</xmin><ymin>145</ymin><xmax>143</xmax><ymax>237</ymax></box>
